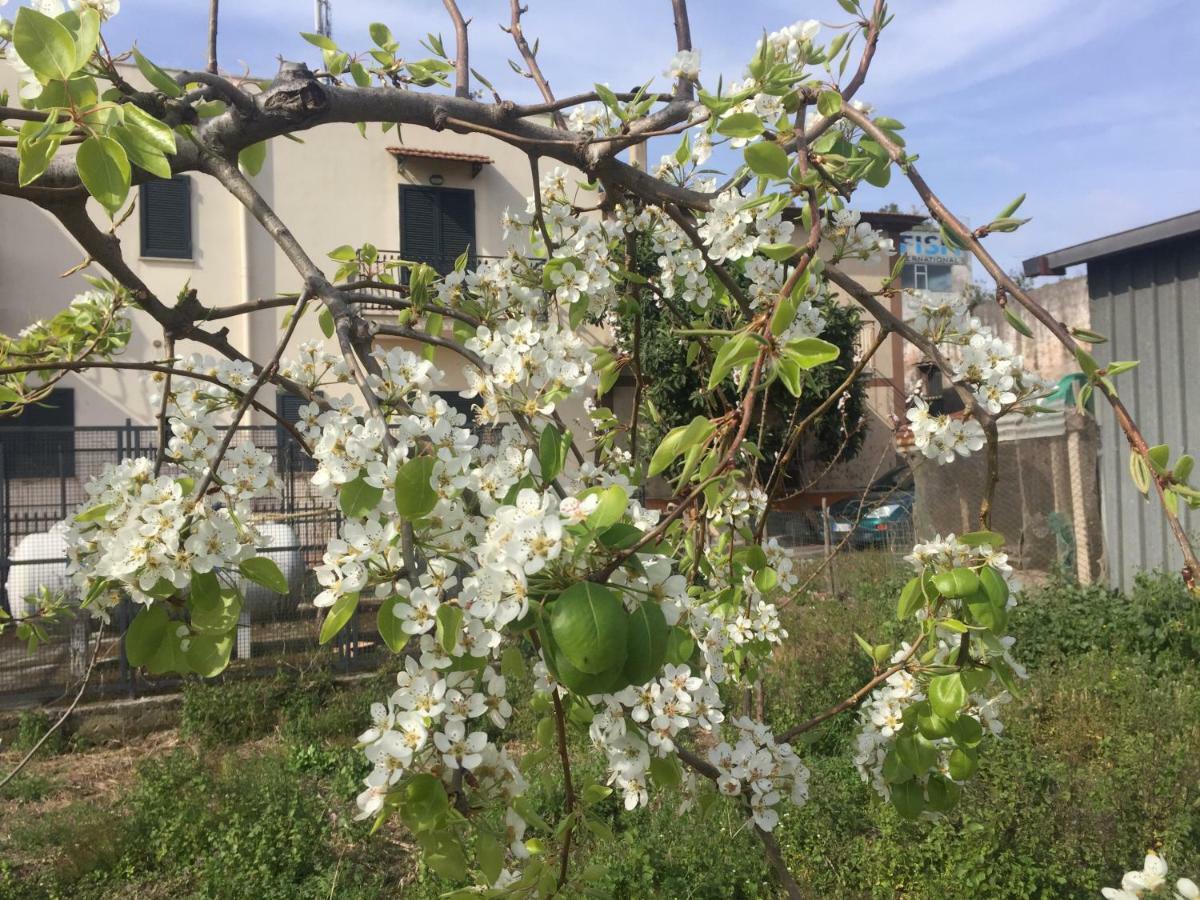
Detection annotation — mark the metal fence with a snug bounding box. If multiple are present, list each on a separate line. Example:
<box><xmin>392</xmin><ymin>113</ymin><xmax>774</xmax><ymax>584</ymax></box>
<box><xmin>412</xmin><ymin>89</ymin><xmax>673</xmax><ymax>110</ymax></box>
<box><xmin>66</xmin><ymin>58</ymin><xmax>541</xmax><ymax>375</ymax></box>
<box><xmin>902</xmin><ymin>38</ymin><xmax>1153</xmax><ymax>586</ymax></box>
<box><xmin>0</xmin><ymin>422</ymin><xmax>384</xmax><ymax>710</ymax></box>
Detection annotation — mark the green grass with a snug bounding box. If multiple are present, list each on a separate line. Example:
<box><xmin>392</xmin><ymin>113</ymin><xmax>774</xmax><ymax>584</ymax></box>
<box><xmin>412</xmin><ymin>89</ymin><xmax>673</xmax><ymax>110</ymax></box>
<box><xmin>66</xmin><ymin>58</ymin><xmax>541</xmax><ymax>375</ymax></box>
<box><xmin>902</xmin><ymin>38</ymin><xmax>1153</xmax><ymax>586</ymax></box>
<box><xmin>0</xmin><ymin>568</ymin><xmax>1196</xmax><ymax>898</ymax></box>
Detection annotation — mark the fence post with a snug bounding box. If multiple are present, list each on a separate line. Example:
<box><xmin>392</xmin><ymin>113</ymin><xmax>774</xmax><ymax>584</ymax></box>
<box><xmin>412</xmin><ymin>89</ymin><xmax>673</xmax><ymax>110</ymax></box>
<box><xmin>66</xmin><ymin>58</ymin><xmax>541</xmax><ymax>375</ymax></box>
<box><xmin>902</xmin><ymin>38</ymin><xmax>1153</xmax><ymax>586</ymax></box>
<box><xmin>0</xmin><ymin>443</ymin><xmax>7</xmax><ymax>616</ymax></box>
<box><xmin>58</xmin><ymin>444</ymin><xmax>67</xmax><ymax>520</ymax></box>
<box><xmin>822</xmin><ymin>496</ymin><xmax>836</xmax><ymax>596</ymax></box>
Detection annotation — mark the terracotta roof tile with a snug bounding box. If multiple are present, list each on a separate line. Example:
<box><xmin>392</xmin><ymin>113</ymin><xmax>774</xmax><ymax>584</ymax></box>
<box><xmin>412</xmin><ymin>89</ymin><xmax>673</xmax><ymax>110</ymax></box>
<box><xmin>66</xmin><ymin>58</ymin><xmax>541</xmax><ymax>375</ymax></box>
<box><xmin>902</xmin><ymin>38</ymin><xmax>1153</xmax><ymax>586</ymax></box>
<box><xmin>386</xmin><ymin>146</ymin><xmax>493</xmax><ymax>165</ymax></box>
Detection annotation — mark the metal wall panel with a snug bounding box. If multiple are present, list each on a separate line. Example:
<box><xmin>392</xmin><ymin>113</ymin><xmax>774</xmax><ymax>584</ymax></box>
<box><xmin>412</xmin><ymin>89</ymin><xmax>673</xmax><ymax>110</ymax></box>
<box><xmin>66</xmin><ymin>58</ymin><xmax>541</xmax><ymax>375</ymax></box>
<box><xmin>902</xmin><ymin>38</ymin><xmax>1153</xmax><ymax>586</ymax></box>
<box><xmin>1089</xmin><ymin>235</ymin><xmax>1200</xmax><ymax>589</ymax></box>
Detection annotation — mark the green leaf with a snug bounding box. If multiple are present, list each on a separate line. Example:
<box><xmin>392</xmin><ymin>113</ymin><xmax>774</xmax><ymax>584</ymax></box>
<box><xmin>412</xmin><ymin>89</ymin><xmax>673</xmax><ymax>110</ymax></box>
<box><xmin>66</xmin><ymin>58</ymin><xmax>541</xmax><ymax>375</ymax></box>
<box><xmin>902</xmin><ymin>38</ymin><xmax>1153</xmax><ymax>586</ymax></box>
<box><xmin>14</xmin><ymin>7</ymin><xmax>78</xmax><ymax>82</ymax></box>
<box><xmin>784</xmin><ymin>337</ymin><xmax>840</xmax><ymax>370</ymax></box>
<box><xmin>664</xmin><ymin>626</ymin><xmax>694</xmax><ymax>666</ymax></box>
<box><xmin>1129</xmin><ymin>450</ymin><xmax>1151</xmax><ymax>496</ymax></box>
<box><xmin>948</xmin><ymin>746</ymin><xmax>978</xmax><ymax>780</ymax></box>
<box><xmin>932</xmin><ymin>568</ymin><xmax>980</xmax><ymax>599</ymax></box>
<box><xmin>125</xmin><ymin>604</ymin><xmax>171</xmax><ymax>667</ymax></box>
<box><xmin>301</xmin><ymin>31</ymin><xmax>338</xmax><ymax>51</ymax></box>
<box><xmin>708</xmin><ymin>333</ymin><xmax>759</xmax><ymax>389</ymax></box>
<box><xmin>319</xmin><ymin>592</ymin><xmax>359</xmax><ymax>644</ymax></box>
<box><xmin>238</xmin><ymin>141</ymin><xmax>268</xmax><ymax>176</ymax></box>
<box><xmin>378</xmin><ymin>596</ymin><xmax>408</xmax><ymax>652</ymax></box>
<box><xmin>185</xmin><ymin>633</ymin><xmax>233</xmax><ymax>677</ymax></box>
<box><xmin>925</xmin><ymin>774</ymin><xmax>960</xmax><ymax>813</ymax></box>
<box><xmin>622</xmin><ymin>601</ymin><xmax>669</xmax><ymax>685</ymax></box>
<box><xmin>891</xmin><ymin>779</ymin><xmax>925</xmax><ymax>820</ymax></box>
<box><xmin>76</xmin><ymin>136</ymin><xmax>131</xmax><ymax>215</ymax></box>
<box><xmin>649</xmin><ymin>754</ymin><xmax>682</xmax><ymax>788</ymax></box>
<box><xmin>1003</xmin><ymin>308</ymin><xmax>1034</xmax><ymax>338</ymax></box>
<box><xmin>928</xmin><ymin>673</ymin><xmax>967</xmax><ymax>719</ymax></box>
<box><xmin>112</xmin><ymin>125</ymin><xmax>171</xmax><ymax>179</ymax></box>
<box><xmin>716</xmin><ymin>112</ymin><xmax>764</xmax><ymax>139</ymax></box>
<box><xmin>538</xmin><ymin>424</ymin><xmax>569</xmax><ymax>484</ymax></box>
<box><xmin>743</xmin><ymin>141</ymin><xmax>791</xmax><ymax>180</ymax></box>
<box><xmin>318</xmin><ymin>306</ymin><xmax>335</xmax><ymax>338</ymax></box>
<box><xmin>399</xmin><ymin>773</ymin><xmax>450</xmax><ymax>832</ymax></box>
<box><xmin>190</xmin><ymin>582</ymin><xmax>243</xmax><ymax>634</ymax></box>
<box><xmin>476</xmin><ymin>831</ymin><xmax>504</xmax><ymax>886</ymax></box>
<box><xmin>238</xmin><ymin>556</ymin><xmax>289</xmax><ymax>594</ymax></box>
<box><xmin>958</xmin><ymin>530</ymin><xmax>1004</xmax><ymax>548</ymax></box>
<box><xmin>133</xmin><ymin>47</ymin><xmax>184</xmax><ymax>97</ymax></box>
<box><xmin>72</xmin><ymin>9</ymin><xmax>101</xmax><ymax>69</ymax></box>
<box><xmin>394</xmin><ymin>456</ymin><xmax>439</xmax><ymax>518</ymax></box>
<box><xmin>587</xmin><ymin>485</ymin><xmax>627</xmax><ymax>531</ymax></box>
<box><xmin>436</xmin><ymin>603</ymin><xmax>463</xmax><ymax>653</ymax></box>
<box><xmin>1147</xmin><ymin>444</ymin><xmax>1170</xmax><ymax>474</ymax></box>
<box><xmin>369</xmin><ymin>22</ymin><xmax>395</xmax><ymax>48</ymax></box>
<box><xmin>774</xmin><ymin>356</ymin><xmax>803</xmax><ymax>398</ymax></box>
<box><xmin>123</xmin><ymin>104</ymin><xmax>177</xmax><ymax>155</ymax></box>
<box><xmin>340</xmin><ymin>472</ymin><xmax>383</xmax><ymax>517</ymax></box>
<box><xmin>74</xmin><ymin>502</ymin><xmax>112</xmax><ymax>523</ymax></box>
<box><xmin>816</xmin><ymin>90</ymin><xmax>842</xmax><ymax>118</ymax></box>
<box><xmin>949</xmin><ymin>714</ymin><xmax>984</xmax><ymax>747</ymax></box>
<box><xmin>896</xmin><ymin>575</ymin><xmax>925</xmax><ymax>620</ymax></box>
<box><xmin>17</xmin><ymin>119</ymin><xmax>63</xmax><ymax>187</ymax></box>
<box><xmin>648</xmin><ymin>416</ymin><xmax>715</xmax><ymax>477</ymax></box>
<box><xmin>1075</xmin><ymin>347</ymin><xmax>1099</xmax><ymax>378</ymax></box>
<box><xmin>548</xmin><ymin>582</ymin><xmax>628</xmax><ymax>675</ymax></box>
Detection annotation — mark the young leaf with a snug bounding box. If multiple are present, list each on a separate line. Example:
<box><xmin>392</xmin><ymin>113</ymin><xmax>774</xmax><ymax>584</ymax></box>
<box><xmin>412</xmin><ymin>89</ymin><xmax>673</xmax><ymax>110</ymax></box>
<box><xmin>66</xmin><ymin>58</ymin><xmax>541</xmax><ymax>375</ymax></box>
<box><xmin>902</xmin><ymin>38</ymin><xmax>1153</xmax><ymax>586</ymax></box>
<box><xmin>319</xmin><ymin>592</ymin><xmax>360</xmax><ymax>644</ymax></box>
<box><xmin>340</xmin><ymin>472</ymin><xmax>384</xmax><ymax>517</ymax></box>
<box><xmin>436</xmin><ymin>603</ymin><xmax>464</xmax><ymax>653</ymax></box>
<box><xmin>238</xmin><ymin>556</ymin><xmax>289</xmax><ymax>594</ymax></box>
<box><xmin>743</xmin><ymin>141</ymin><xmax>791</xmax><ymax>180</ymax></box>
<box><xmin>548</xmin><ymin>582</ymin><xmax>628</xmax><ymax>675</ymax></box>
<box><xmin>238</xmin><ymin>141</ymin><xmax>268</xmax><ymax>177</ymax></box>
<box><xmin>394</xmin><ymin>456</ymin><xmax>438</xmax><ymax>518</ymax></box>
<box><xmin>13</xmin><ymin>7</ymin><xmax>78</xmax><ymax>82</ymax></box>
<box><xmin>132</xmin><ymin>47</ymin><xmax>184</xmax><ymax>98</ymax></box>
<box><xmin>377</xmin><ymin>596</ymin><xmax>408</xmax><ymax>652</ymax></box>
<box><xmin>76</xmin><ymin>136</ymin><xmax>131</xmax><ymax>215</ymax></box>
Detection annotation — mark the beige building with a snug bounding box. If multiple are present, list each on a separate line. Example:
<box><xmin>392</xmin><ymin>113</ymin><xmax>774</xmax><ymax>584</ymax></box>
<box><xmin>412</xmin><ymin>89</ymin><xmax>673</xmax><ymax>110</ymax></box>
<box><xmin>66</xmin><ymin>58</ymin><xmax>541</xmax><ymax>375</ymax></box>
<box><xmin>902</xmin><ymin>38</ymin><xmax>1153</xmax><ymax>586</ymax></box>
<box><xmin>0</xmin><ymin>61</ymin><xmax>548</xmax><ymax>431</ymax></box>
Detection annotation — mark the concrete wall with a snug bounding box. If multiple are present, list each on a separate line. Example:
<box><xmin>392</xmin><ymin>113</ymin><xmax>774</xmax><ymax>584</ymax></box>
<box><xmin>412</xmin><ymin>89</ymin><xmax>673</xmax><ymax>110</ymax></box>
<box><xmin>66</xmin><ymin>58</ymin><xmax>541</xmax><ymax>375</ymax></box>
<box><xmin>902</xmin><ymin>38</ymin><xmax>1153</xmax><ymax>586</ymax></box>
<box><xmin>971</xmin><ymin>276</ymin><xmax>1090</xmax><ymax>383</ymax></box>
<box><xmin>1089</xmin><ymin>235</ymin><xmax>1200</xmax><ymax>590</ymax></box>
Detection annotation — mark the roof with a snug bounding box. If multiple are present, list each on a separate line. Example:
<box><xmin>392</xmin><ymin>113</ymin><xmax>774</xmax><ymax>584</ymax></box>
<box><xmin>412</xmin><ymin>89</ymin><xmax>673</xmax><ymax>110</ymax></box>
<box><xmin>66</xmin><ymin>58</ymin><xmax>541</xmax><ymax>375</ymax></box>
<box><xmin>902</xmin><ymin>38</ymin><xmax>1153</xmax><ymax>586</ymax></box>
<box><xmin>1022</xmin><ymin>209</ymin><xmax>1200</xmax><ymax>277</ymax></box>
<box><xmin>386</xmin><ymin>147</ymin><xmax>494</xmax><ymax>165</ymax></box>
<box><xmin>783</xmin><ymin>207</ymin><xmax>927</xmax><ymax>235</ymax></box>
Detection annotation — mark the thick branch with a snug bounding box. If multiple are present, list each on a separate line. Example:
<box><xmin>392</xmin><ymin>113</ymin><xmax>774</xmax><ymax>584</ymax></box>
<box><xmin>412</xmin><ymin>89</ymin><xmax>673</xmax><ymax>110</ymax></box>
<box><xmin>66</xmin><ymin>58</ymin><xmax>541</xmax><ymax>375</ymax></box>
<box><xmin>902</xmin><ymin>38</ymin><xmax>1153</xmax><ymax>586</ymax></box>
<box><xmin>442</xmin><ymin>0</ymin><xmax>471</xmax><ymax>99</ymax></box>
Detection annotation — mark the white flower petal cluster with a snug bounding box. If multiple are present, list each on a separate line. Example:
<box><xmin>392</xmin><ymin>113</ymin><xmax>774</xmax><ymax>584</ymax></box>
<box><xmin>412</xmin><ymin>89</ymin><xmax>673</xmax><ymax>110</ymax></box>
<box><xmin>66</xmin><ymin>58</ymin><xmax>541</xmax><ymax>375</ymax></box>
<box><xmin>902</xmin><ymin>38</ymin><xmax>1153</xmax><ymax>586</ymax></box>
<box><xmin>67</xmin><ymin>357</ymin><xmax>279</xmax><ymax>609</ymax></box>
<box><xmin>825</xmin><ymin>208</ymin><xmax>895</xmax><ymax>260</ymax></box>
<box><xmin>1102</xmin><ymin>853</ymin><xmax>1197</xmax><ymax>900</ymax></box>
<box><xmin>707</xmin><ymin>716</ymin><xmax>810</xmax><ymax>831</ymax></box>
<box><xmin>665</xmin><ymin>49</ymin><xmax>702</xmax><ymax>81</ymax></box>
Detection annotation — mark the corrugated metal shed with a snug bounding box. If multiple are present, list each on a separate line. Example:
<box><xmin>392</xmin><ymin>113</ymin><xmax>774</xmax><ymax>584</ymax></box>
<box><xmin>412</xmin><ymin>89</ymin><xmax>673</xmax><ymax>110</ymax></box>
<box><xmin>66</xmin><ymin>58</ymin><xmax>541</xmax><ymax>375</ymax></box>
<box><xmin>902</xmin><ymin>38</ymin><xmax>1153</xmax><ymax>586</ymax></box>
<box><xmin>1082</xmin><ymin>230</ymin><xmax>1200</xmax><ymax>589</ymax></box>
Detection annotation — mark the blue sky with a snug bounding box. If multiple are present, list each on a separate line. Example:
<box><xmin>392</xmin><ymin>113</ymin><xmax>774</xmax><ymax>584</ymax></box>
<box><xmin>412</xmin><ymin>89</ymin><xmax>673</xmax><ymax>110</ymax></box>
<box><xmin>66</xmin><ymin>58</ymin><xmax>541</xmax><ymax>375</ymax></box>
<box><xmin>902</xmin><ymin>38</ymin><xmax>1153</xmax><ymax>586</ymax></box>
<box><xmin>102</xmin><ymin>0</ymin><xmax>1200</xmax><ymax>279</ymax></box>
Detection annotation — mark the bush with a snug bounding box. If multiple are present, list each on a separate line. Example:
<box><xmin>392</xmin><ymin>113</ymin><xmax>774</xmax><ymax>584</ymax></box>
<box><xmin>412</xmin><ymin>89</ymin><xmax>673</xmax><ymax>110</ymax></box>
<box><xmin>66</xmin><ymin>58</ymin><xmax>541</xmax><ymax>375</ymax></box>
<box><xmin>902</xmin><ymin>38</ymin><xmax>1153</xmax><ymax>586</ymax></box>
<box><xmin>1011</xmin><ymin>570</ymin><xmax>1199</xmax><ymax>673</ymax></box>
<box><xmin>12</xmin><ymin>710</ymin><xmax>69</xmax><ymax>755</ymax></box>
<box><xmin>179</xmin><ymin>676</ymin><xmax>287</xmax><ymax>747</ymax></box>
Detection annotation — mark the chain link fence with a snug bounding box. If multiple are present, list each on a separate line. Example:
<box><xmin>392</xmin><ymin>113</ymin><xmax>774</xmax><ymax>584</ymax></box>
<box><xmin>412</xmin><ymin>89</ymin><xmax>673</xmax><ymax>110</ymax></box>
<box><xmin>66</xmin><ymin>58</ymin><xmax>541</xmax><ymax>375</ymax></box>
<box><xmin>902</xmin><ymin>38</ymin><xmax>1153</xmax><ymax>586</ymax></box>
<box><xmin>0</xmin><ymin>422</ymin><xmax>383</xmax><ymax>710</ymax></box>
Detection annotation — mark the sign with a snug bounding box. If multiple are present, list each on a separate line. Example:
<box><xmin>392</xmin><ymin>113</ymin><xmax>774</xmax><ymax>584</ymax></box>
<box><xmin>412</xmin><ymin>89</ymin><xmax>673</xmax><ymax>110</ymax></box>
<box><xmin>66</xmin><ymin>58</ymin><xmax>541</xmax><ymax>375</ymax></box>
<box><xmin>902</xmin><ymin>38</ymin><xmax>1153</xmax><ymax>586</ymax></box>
<box><xmin>898</xmin><ymin>231</ymin><xmax>968</xmax><ymax>266</ymax></box>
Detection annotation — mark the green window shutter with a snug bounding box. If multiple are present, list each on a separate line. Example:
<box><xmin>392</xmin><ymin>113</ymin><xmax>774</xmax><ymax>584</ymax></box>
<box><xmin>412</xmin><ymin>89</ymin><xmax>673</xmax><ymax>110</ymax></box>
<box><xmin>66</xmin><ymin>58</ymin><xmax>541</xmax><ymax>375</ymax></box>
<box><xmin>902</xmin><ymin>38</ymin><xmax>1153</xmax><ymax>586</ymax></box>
<box><xmin>139</xmin><ymin>176</ymin><xmax>192</xmax><ymax>259</ymax></box>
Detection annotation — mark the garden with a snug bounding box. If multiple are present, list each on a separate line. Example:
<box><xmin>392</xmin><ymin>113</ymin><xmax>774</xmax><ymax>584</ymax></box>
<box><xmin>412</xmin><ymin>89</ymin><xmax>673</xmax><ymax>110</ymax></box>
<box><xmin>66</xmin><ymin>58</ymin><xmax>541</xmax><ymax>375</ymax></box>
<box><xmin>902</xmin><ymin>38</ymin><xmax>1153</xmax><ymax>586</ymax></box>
<box><xmin>2</xmin><ymin>561</ymin><xmax>1196</xmax><ymax>899</ymax></box>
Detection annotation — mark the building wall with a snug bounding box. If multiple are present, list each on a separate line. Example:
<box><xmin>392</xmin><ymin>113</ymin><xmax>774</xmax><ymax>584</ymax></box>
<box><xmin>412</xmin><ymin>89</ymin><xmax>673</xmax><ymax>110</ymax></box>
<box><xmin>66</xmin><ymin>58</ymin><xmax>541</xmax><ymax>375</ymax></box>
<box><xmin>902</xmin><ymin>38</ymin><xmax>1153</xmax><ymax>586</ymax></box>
<box><xmin>0</xmin><ymin>62</ymin><xmax>543</xmax><ymax>426</ymax></box>
<box><xmin>971</xmin><ymin>276</ymin><xmax>1090</xmax><ymax>383</ymax></box>
<box><xmin>1089</xmin><ymin>235</ymin><xmax>1200</xmax><ymax>590</ymax></box>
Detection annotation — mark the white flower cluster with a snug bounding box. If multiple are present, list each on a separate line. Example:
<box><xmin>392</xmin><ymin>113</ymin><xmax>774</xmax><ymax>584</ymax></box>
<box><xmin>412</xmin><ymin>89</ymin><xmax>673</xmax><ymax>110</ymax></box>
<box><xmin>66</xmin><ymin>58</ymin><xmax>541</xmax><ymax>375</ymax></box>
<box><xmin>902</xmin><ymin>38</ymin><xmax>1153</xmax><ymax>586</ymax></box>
<box><xmin>67</xmin><ymin>357</ymin><xmax>280</xmax><ymax>609</ymax></box>
<box><xmin>824</xmin><ymin>208</ymin><xmax>895</xmax><ymax>260</ymax></box>
<box><xmin>905</xmin><ymin>290</ymin><xmax>1052</xmax><ymax>464</ymax></box>
<box><xmin>1102</xmin><ymin>853</ymin><xmax>1198</xmax><ymax>900</ymax></box>
<box><xmin>707</xmin><ymin>716</ymin><xmax>811</xmax><ymax>831</ymax></box>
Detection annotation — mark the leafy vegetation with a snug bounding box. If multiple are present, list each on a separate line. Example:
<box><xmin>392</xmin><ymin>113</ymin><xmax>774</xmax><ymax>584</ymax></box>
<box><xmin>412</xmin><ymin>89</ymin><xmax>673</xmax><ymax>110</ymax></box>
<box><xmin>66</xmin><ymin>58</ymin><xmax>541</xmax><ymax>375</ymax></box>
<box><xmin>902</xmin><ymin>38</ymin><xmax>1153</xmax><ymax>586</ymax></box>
<box><xmin>1</xmin><ymin>567</ymin><xmax>1195</xmax><ymax>898</ymax></box>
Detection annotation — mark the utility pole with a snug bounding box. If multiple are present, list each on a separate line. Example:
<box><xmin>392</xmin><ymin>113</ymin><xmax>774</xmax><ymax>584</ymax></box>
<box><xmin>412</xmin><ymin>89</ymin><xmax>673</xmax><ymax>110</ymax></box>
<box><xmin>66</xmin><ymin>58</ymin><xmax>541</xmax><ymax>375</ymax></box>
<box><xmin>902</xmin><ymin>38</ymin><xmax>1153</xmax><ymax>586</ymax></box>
<box><xmin>314</xmin><ymin>0</ymin><xmax>332</xmax><ymax>39</ymax></box>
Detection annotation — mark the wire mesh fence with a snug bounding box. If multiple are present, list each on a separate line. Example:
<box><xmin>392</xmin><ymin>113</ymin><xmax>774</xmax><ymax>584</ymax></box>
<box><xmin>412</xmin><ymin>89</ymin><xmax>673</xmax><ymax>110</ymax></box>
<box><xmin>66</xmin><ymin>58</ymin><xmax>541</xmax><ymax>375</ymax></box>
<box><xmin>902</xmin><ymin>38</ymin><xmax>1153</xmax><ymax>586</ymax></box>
<box><xmin>0</xmin><ymin>422</ymin><xmax>384</xmax><ymax>709</ymax></box>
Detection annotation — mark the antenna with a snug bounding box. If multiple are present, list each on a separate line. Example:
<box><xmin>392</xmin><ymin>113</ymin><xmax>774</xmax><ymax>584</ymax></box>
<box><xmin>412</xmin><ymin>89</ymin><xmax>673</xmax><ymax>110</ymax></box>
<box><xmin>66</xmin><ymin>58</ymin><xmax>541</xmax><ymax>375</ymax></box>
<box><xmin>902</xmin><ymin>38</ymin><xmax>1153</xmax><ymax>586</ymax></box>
<box><xmin>314</xmin><ymin>0</ymin><xmax>332</xmax><ymax>38</ymax></box>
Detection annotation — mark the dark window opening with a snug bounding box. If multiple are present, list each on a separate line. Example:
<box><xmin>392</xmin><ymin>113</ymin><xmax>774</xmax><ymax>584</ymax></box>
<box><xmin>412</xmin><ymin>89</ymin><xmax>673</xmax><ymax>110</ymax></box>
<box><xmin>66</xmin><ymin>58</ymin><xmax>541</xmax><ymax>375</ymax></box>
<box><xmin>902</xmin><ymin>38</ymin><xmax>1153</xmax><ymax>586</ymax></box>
<box><xmin>0</xmin><ymin>388</ymin><xmax>75</xmax><ymax>478</ymax></box>
<box><xmin>901</xmin><ymin>262</ymin><xmax>953</xmax><ymax>292</ymax></box>
<box><xmin>140</xmin><ymin>176</ymin><xmax>192</xmax><ymax>259</ymax></box>
<box><xmin>399</xmin><ymin>186</ymin><xmax>476</xmax><ymax>276</ymax></box>
<box><xmin>916</xmin><ymin>362</ymin><xmax>965</xmax><ymax>417</ymax></box>
<box><xmin>275</xmin><ymin>392</ymin><xmax>316</xmax><ymax>472</ymax></box>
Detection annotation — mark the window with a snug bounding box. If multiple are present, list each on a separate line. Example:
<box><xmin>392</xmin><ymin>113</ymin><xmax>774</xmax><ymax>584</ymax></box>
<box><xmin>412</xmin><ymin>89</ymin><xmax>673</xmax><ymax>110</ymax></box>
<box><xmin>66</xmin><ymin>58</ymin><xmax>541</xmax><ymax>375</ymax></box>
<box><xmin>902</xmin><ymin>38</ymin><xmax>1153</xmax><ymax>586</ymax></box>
<box><xmin>140</xmin><ymin>176</ymin><xmax>192</xmax><ymax>259</ymax></box>
<box><xmin>0</xmin><ymin>388</ymin><xmax>75</xmax><ymax>478</ymax></box>
<box><xmin>901</xmin><ymin>262</ymin><xmax>952</xmax><ymax>292</ymax></box>
<box><xmin>275</xmin><ymin>392</ymin><xmax>316</xmax><ymax>472</ymax></box>
<box><xmin>915</xmin><ymin>362</ymin><xmax>964</xmax><ymax>417</ymax></box>
<box><xmin>399</xmin><ymin>186</ymin><xmax>475</xmax><ymax>275</ymax></box>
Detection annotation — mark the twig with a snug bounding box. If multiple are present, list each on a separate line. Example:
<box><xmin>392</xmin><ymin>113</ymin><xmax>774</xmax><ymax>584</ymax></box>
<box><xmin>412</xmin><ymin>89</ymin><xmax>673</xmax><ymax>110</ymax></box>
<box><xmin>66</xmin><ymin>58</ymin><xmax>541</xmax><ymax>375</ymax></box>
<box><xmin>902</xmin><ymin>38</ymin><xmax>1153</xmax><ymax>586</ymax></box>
<box><xmin>0</xmin><ymin>623</ymin><xmax>105</xmax><ymax>791</ymax></box>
